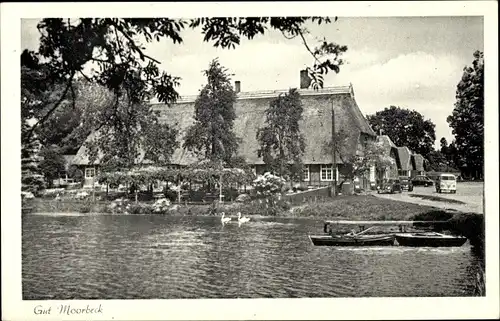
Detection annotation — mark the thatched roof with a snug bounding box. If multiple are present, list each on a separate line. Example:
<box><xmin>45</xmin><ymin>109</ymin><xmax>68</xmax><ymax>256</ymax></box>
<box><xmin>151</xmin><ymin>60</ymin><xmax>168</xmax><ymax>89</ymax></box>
<box><xmin>74</xmin><ymin>85</ymin><xmax>376</xmax><ymax>166</ymax></box>
<box><xmin>376</xmin><ymin>135</ymin><xmax>397</xmax><ymax>150</ymax></box>
<box><xmin>72</xmin><ymin>131</ymin><xmax>149</xmax><ymax>166</ymax></box>
<box><xmin>412</xmin><ymin>154</ymin><xmax>424</xmax><ymax>171</ymax></box>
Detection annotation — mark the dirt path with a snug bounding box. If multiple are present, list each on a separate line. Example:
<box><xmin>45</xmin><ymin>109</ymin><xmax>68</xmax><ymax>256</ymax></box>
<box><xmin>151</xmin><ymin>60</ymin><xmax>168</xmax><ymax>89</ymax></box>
<box><xmin>372</xmin><ymin>189</ymin><xmax>483</xmax><ymax>214</ymax></box>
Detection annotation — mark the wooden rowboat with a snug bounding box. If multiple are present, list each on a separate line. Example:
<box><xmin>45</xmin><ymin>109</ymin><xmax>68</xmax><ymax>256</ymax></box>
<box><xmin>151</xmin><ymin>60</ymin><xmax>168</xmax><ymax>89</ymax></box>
<box><xmin>309</xmin><ymin>220</ymin><xmax>458</xmax><ymax>247</ymax></box>
<box><xmin>309</xmin><ymin>234</ymin><xmax>395</xmax><ymax>246</ymax></box>
<box><xmin>395</xmin><ymin>232</ymin><xmax>467</xmax><ymax>247</ymax></box>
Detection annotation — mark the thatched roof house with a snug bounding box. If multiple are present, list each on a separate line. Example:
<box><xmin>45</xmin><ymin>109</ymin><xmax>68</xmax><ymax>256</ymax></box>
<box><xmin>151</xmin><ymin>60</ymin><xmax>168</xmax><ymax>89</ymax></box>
<box><xmin>376</xmin><ymin>135</ymin><xmax>426</xmax><ymax>179</ymax></box>
<box><xmin>73</xmin><ymin>79</ymin><xmax>379</xmax><ymax>187</ymax></box>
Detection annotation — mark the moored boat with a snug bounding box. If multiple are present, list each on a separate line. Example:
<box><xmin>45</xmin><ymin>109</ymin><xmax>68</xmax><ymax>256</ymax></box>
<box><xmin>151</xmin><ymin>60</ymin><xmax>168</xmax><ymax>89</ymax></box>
<box><xmin>395</xmin><ymin>232</ymin><xmax>467</xmax><ymax>247</ymax></box>
<box><xmin>309</xmin><ymin>234</ymin><xmax>395</xmax><ymax>246</ymax></box>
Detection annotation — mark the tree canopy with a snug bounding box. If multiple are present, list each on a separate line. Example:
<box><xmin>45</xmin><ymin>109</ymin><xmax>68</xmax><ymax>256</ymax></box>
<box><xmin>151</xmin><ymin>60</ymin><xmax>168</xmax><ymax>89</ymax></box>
<box><xmin>21</xmin><ymin>121</ymin><xmax>45</xmax><ymax>194</ymax></box>
<box><xmin>183</xmin><ymin>58</ymin><xmax>239</xmax><ymax>164</ymax></box>
<box><xmin>257</xmin><ymin>88</ymin><xmax>305</xmax><ymax>179</ymax></box>
<box><xmin>366</xmin><ymin>106</ymin><xmax>436</xmax><ymax>158</ymax></box>
<box><xmin>31</xmin><ymin>80</ymin><xmax>115</xmax><ymax>154</ymax></box>
<box><xmin>447</xmin><ymin>50</ymin><xmax>484</xmax><ymax>179</ymax></box>
<box><xmin>84</xmin><ymin>97</ymin><xmax>179</xmax><ymax>171</ymax></box>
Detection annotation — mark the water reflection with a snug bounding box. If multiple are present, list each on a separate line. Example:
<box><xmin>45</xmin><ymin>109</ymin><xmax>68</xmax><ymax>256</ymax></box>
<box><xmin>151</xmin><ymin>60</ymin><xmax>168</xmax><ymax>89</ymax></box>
<box><xmin>22</xmin><ymin>214</ymin><xmax>481</xmax><ymax>299</ymax></box>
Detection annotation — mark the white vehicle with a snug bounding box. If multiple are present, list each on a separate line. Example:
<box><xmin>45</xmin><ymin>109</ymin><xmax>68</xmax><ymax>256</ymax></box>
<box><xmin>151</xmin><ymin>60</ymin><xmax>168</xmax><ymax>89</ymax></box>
<box><xmin>435</xmin><ymin>174</ymin><xmax>457</xmax><ymax>194</ymax></box>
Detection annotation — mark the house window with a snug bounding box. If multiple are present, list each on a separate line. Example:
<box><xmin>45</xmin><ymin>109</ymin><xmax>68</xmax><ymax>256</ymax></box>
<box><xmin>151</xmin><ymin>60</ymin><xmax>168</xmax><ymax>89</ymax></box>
<box><xmin>320</xmin><ymin>164</ymin><xmax>333</xmax><ymax>181</ymax></box>
<box><xmin>302</xmin><ymin>165</ymin><xmax>310</xmax><ymax>181</ymax></box>
<box><xmin>85</xmin><ymin>167</ymin><xmax>95</xmax><ymax>178</ymax></box>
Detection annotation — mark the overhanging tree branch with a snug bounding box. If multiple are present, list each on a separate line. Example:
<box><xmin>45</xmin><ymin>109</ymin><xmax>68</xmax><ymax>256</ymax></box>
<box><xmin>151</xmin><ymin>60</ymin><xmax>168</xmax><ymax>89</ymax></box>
<box><xmin>26</xmin><ymin>72</ymin><xmax>75</xmax><ymax>142</ymax></box>
<box><xmin>298</xmin><ymin>28</ymin><xmax>321</xmax><ymax>65</ymax></box>
<box><xmin>110</xmin><ymin>21</ymin><xmax>161</xmax><ymax>64</ymax></box>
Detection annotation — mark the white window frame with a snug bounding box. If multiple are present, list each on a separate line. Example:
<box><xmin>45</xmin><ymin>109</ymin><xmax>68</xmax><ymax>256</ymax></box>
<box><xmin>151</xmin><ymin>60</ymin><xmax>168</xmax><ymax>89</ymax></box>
<box><xmin>302</xmin><ymin>165</ymin><xmax>310</xmax><ymax>181</ymax></box>
<box><xmin>320</xmin><ymin>164</ymin><xmax>334</xmax><ymax>182</ymax></box>
<box><xmin>85</xmin><ymin>167</ymin><xmax>96</xmax><ymax>179</ymax></box>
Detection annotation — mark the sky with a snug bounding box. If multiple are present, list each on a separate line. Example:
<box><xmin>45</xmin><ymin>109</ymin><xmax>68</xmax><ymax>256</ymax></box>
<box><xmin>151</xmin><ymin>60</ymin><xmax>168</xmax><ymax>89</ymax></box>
<box><xmin>21</xmin><ymin>17</ymin><xmax>484</xmax><ymax>149</ymax></box>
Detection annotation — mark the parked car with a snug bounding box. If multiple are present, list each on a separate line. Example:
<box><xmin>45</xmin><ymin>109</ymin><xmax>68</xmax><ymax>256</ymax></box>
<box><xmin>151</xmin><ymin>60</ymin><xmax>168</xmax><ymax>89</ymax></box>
<box><xmin>412</xmin><ymin>175</ymin><xmax>434</xmax><ymax>187</ymax></box>
<box><xmin>399</xmin><ymin>176</ymin><xmax>413</xmax><ymax>192</ymax></box>
<box><xmin>435</xmin><ymin>173</ymin><xmax>457</xmax><ymax>194</ymax></box>
<box><xmin>377</xmin><ymin>178</ymin><xmax>402</xmax><ymax>194</ymax></box>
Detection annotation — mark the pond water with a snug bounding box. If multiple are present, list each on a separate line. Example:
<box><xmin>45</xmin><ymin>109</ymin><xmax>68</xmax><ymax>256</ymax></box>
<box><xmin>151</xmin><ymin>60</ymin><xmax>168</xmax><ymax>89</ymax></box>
<box><xmin>22</xmin><ymin>214</ymin><xmax>483</xmax><ymax>299</ymax></box>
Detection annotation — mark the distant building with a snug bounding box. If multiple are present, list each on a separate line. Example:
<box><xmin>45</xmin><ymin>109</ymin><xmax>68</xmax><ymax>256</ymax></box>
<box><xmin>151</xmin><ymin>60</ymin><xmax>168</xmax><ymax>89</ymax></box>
<box><xmin>376</xmin><ymin>135</ymin><xmax>425</xmax><ymax>180</ymax></box>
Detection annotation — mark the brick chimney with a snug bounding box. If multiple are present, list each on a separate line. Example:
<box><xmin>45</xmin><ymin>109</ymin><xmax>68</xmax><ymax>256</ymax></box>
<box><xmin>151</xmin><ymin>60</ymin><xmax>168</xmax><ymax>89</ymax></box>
<box><xmin>235</xmin><ymin>81</ymin><xmax>241</xmax><ymax>93</ymax></box>
<box><xmin>300</xmin><ymin>69</ymin><xmax>311</xmax><ymax>89</ymax></box>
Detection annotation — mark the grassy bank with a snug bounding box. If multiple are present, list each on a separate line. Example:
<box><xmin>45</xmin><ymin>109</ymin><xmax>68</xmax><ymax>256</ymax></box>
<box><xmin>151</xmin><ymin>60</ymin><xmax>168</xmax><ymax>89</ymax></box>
<box><xmin>26</xmin><ymin>195</ymin><xmax>439</xmax><ymax>219</ymax></box>
<box><xmin>412</xmin><ymin>210</ymin><xmax>485</xmax><ymax>250</ymax></box>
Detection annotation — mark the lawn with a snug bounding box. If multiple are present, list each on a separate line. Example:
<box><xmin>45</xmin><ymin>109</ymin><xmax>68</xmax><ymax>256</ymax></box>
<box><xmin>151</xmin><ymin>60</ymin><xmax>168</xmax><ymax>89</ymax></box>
<box><xmin>26</xmin><ymin>194</ymin><xmax>439</xmax><ymax>220</ymax></box>
<box><xmin>284</xmin><ymin>194</ymin><xmax>439</xmax><ymax>220</ymax></box>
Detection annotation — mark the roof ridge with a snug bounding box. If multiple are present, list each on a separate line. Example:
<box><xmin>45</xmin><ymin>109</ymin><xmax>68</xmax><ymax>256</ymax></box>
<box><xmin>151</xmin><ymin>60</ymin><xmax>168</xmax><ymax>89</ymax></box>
<box><xmin>150</xmin><ymin>85</ymin><xmax>353</xmax><ymax>105</ymax></box>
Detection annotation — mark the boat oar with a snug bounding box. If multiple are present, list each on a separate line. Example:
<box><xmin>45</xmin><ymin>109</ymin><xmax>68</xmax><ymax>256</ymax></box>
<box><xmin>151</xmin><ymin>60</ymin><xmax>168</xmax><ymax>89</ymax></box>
<box><xmin>352</xmin><ymin>226</ymin><xmax>376</xmax><ymax>236</ymax></box>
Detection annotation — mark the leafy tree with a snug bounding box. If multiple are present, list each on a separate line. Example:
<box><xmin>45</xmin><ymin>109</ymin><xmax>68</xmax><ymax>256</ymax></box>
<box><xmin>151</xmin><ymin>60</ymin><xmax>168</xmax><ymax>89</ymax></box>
<box><xmin>424</xmin><ymin>150</ymin><xmax>447</xmax><ymax>172</ymax></box>
<box><xmin>39</xmin><ymin>145</ymin><xmax>66</xmax><ymax>187</ymax></box>
<box><xmin>142</xmin><ymin>121</ymin><xmax>179</xmax><ymax>166</ymax></box>
<box><xmin>366</xmin><ymin>106</ymin><xmax>436</xmax><ymax>157</ymax></box>
<box><xmin>446</xmin><ymin>141</ymin><xmax>463</xmax><ymax>169</ymax></box>
<box><xmin>21</xmin><ymin>121</ymin><xmax>45</xmax><ymax>194</ymax></box>
<box><xmin>34</xmin><ymin>81</ymin><xmax>116</xmax><ymax>155</ymax></box>
<box><xmin>447</xmin><ymin>50</ymin><xmax>484</xmax><ymax>179</ymax></box>
<box><xmin>435</xmin><ymin>137</ymin><xmax>461</xmax><ymax>171</ymax></box>
<box><xmin>440</xmin><ymin>137</ymin><xmax>448</xmax><ymax>155</ymax></box>
<box><xmin>85</xmin><ymin>97</ymin><xmax>179</xmax><ymax>171</ymax></box>
<box><xmin>356</xmin><ymin>141</ymin><xmax>396</xmax><ymax>180</ymax></box>
<box><xmin>23</xmin><ymin>17</ymin><xmax>348</xmax><ymax>143</ymax></box>
<box><xmin>183</xmin><ymin>58</ymin><xmax>239</xmax><ymax>164</ymax></box>
<box><xmin>257</xmin><ymin>88</ymin><xmax>306</xmax><ymax>180</ymax></box>
<box><xmin>67</xmin><ymin>165</ymin><xmax>83</xmax><ymax>182</ymax></box>
<box><xmin>21</xmin><ymin>50</ymin><xmax>65</xmax><ymax>123</ymax></box>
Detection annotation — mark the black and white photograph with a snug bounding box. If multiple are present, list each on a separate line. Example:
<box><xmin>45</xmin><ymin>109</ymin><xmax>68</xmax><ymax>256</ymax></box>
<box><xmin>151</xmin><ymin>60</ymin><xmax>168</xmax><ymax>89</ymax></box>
<box><xmin>2</xmin><ymin>1</ymin><xmax>499</xmax><ymax>320</ymax></box>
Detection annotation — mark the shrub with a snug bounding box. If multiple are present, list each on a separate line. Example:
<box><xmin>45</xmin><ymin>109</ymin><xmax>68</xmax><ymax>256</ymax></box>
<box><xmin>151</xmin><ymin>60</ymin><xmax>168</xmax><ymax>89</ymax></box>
<box><xmin>127</xmin><ymin>203</ymin><xmax>152</xmax><ymax>214</ymax></box>
<box><xmin>152</xmin><ymin>198</ymin><xmax>171</xmax><ymax>214</ymax></box>
<box><xmin>107</xmin><ymin>198</ymin><xmax>131</xmax><ymax>214</ymax></box>
<box><xmin>189</xmin><ymin>190</ymin><xmax>206</xmax><ymax>202</ymax></box>
<box><xmin>79</xmin><ymin>205</ymin><xmax>91</xmax><ymax>213</ymax></box>
<box><xmin>164</xmin><ymin>189</ymin><xmax>178</xmax><ymax>202</ymax></box>
<box><xmin>223</xmin><ymin>187</ymin><xmax>239</xmax><ymax>201</ymax></box>
<box><xmin>253</xmin><ymin>172</ymin><xmax>286</xmax><ymax>197</ymax></box>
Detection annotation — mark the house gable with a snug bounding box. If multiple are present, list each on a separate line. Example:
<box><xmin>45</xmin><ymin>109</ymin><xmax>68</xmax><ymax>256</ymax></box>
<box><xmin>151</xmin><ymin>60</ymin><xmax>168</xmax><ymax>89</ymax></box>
<box><xmin>396</xmin><ymin>147</ymin><xmax>412</xmax><ymax>171</ymax></box>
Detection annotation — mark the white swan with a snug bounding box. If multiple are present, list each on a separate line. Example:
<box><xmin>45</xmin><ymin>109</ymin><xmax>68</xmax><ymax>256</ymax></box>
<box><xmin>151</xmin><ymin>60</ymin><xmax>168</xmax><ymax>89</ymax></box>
<box><xmin>237</xmin><ymin>212</ymin><xmax>250</xmax><ymax>224</ymax></box>
<box><xmin>221</xmin><ymin>212</ymin><xmax>231</xmax><ymax>224</ymax></box>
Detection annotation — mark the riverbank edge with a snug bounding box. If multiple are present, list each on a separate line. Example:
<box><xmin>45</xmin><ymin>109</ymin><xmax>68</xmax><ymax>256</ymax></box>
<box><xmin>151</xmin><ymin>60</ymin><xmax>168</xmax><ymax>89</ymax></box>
<box><xmin>24</xmin><ymin>197</ymin><xmax>484</xmax><ymax>247</ymax></box>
